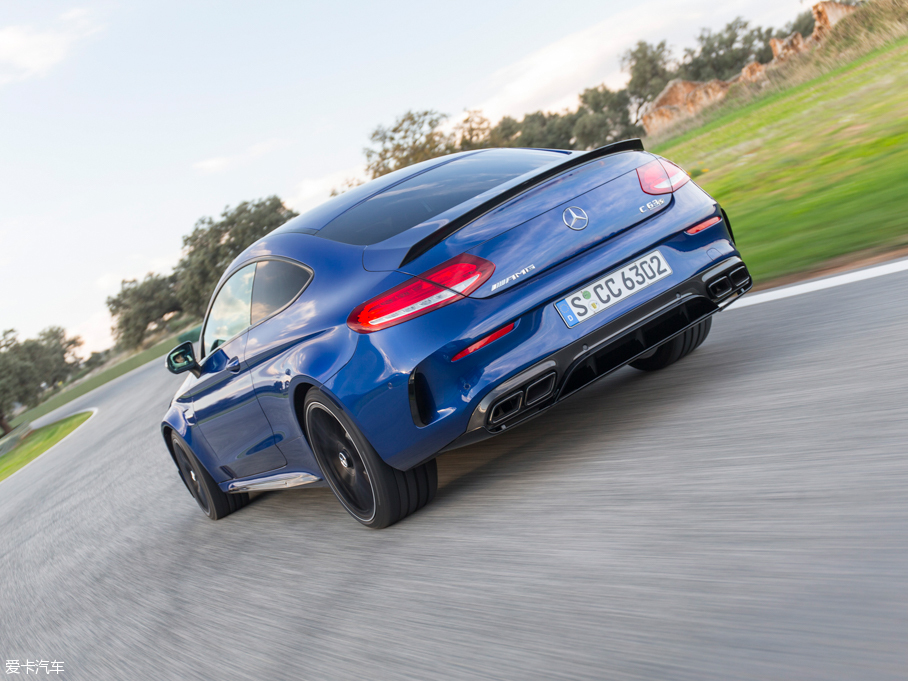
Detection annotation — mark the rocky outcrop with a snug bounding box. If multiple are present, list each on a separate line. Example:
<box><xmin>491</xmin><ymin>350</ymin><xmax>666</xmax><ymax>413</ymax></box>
<box><xmin>812</xmin><ymin>1</ymin><xmax>858</xmax><ymax>42</ymax></box>
<box><xmin>649</xmin><ymin>80</ymin><xmax>702</xmax><ymax>109</ymax></box>
<box><xmin>641</xmin><ymin>1</ymin><xmax>860</xmax><ymax>136</ymax></box>
<box><xmin>642</xmin><ymin>79</ymin><xmax>731</xmax><ymax>136</ymax></box>
<box><xmin>769</xmin><ymin>31</ymin><xmax>809</xmax><ymax>63</ymax></box>
<box><xmin>739</xmin><ymin>61</ymin><xmax>768</xmax><ymax>84</ymax></box>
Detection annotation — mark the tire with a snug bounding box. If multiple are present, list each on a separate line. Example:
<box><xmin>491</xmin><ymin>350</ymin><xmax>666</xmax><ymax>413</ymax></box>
<box><xmin>629</xmin><ymin>317</ymin><xmax>712</xmax><ymax>372</ymax></box>
<box><xmin>171</xmin><ymin>433</ymin><xmax>249</xmax><ymax>520</ymax></box>
<box><xmin>304</xmin><ymin>390</ymin><xmax>437</xmax><ymax>529</ymax></box>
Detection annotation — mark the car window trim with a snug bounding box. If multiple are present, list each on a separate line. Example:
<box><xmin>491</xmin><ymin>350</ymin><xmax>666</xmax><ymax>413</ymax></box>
<box><xmin>199</xmin><ymin>255</ymin><xmax>314</xmax><ymax>362</ymax></box>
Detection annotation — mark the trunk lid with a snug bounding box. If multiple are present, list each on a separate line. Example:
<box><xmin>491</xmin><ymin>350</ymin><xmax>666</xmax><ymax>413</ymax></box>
<box><xmin>464</xmin><ymin>163</ymin><xmax>671</xmax><ymax>298</ymax></box>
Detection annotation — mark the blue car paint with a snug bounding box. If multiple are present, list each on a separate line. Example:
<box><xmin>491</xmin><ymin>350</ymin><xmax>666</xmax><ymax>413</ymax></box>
<box><xmin>188</xmin><ymin>330</ymin><xmax>288</xmax><ymax>479</ymax></box>
<box><xmin>390</xmin><ymin>151</ymin><xmax>653</xmax><ymax>277</ymax></box>
<box><xmin>325</xmin><ymin>180</ymin><xmax>733</xmax><ymax>470</ymax></box>
<box><xmin>162</xmin><ymin>145</ymin><xmax>743</xmax><ymax>490</ymax></box>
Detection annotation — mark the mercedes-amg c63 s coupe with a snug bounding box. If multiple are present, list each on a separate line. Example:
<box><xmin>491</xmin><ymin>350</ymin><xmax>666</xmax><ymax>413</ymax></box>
<box><xmin>162</xmin><ymin>139</ymin><xmax>752</xmax><ymax>528</ymax></box>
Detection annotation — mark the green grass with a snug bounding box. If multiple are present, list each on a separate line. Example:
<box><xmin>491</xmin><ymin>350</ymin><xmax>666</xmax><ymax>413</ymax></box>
<box><xmin>0</xmin><ymin>411</ymin><xmax>93</xmax><ymax>483</ymax></box>
<box><xmin>653</xmin><ymin>36</ymin><xmax>908</xmax><ymax>282</ymax></box>
<box><xmin>10</xmin><ymin>334</ymin><xmax>182</xmax><ymax>428</ymax></box>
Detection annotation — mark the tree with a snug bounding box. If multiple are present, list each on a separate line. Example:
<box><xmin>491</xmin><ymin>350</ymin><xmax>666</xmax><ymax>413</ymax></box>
<box><xmin>621</xmin><ymin>41</ymin><xmax>676</xmax><ymax>123</ymax></box>
<box><xmin>107</xmin><ymin>273</ymin><xmax>182</xmax><ymax>349</ymax></box>
<box><xmin>487</xmin><ymin>116</ymin><xmax>523</xmax><ymax>147</ymax></box>
<box><xmin>454</xmin><ymin>109</ymin><xmax>493</xmax><ymax>151</ymax></box>
<box><xmin>0</xmin><ymin>327</ymin><xmax>83</xmax><ymax>434</ymax></box>
<box><xmin>680</xmin><ymin>18</ymin><xmax>775</xmax><ymax>82</ymax></box>
<box><xmin>781</xmin><ymin>10</ymin><xmax>815</xmax><ymax>39</ymax></box>
<box><xmin>174</xmin><ymin>197</ymin><xmax>298</xmax><ymax>318</ymax></box>
<box><xmin>364</xmin><ymin>110</ymin><xmax>455</xmax><ymax>179</ymax></box>
<box><xmin>512</xmin><ymin>110</ymin><xmax>581</xmax><ymax>150</ymax></box>
<box><xmin>573</xmin><ymin>85</ymin><xmax>641</xmax><ymax>148</ymax></box>
<box><xmin>0</xmin><ymin>331</ymin><xmax>41</xmax><ymax>435</ymax></box>
<box><xmin>31</xmin><ymin>327</ymin><xmax>82</xmax><ymax>386</ymax></box>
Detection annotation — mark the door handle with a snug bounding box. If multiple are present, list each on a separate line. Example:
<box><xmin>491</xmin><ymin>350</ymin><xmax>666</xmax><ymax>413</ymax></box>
<box><xmin>226</xmin><ymin>357</ymin><xmax>241</xmax><ymax>373</ymax></box>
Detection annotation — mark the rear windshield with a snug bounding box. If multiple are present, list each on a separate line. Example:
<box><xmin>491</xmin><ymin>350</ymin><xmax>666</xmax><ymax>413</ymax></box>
<box><xmin>317</xmin><ymin>149</ymin><xmax>562</xmax><ymax>246</ymax></box>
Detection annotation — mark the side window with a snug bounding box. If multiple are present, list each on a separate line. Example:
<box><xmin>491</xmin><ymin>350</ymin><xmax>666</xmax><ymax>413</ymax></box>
<box><xmin>251</xmin><ymin>259</ymin><xmax>312</xmax><ymax>325</ymax></box>
<box><xmin>202</xmin><ymin>264</ymin><xmax>256</xmax><ymax>356</ymax></box>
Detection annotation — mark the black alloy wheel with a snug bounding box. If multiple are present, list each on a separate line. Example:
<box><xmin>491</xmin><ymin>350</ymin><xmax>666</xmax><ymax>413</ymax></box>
<box><xmin>304</xmin><ymin>390</ymin><xmax>438</xmax><ymax>529</ymax></box>
<box><xmin>173</xmin><ymin>437</ymin><xmax>210</xmax><ymax>515</ymax></box>
<box><xmin>170</xmin><ymin>433</ymin><xmax>249</xmax><ymax>520</ymax></box>
<box><xmin>307</xmin><ymin>402</ymin><xmax>376</xmax><ymax>520</ymax></box>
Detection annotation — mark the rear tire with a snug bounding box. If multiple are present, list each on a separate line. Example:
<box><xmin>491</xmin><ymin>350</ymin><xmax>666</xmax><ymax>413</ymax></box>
<box><xmin>304</xmin><ymin>390</ymin><xmax>437</xmax><ymax>529</ymax></box>
<box><xmin>171</xmin><ymin>434</ymin><xmax>249</xmax><ymax>520</ymax></box>
<box><xmin>630</xmin><ymin>317</ymin><xmax>712</xmax><ymax>372</ymax></box>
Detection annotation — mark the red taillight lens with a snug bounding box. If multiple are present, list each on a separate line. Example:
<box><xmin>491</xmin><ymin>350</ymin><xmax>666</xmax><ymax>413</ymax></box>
<box><xmin>685</xmin><ymin>216</ymin><xmax>721</xmax><ymax>235</ymax></box>
<box><xmin>452</xmin><ymin>322</ymin><xmax>515</xmax><ymax>362</ymax></box>
<box><xmin>347</xmin><ymin>254</ymin><xmax>495</xmax><ymax>333</ymax></box>
<box><xmin>637</xmin><ymin>158</ymin><xmax>691</xmax><ymax>195</ymax></box>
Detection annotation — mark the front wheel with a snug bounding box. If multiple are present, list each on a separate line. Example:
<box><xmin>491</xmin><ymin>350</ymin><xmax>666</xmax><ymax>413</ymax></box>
<box><xmin>304</xmin><ymin>390</ymin><xmax>437</xmax><ymax>529</ymax></box>
<box><xmin>171</xmin><ymin>433</ymin><xmax>249</xmax><ymax>520</ymax></box>
<box><xmin>630</xmin><ymin>317</ymin><xmax>712</xmax><ymax>372</ymax></box>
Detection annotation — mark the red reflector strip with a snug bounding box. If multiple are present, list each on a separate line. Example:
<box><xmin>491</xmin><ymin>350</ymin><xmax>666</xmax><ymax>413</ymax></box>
<box><xmin>685</xmin><ymin>216</ymin><xmax>721</xmax><ymax>235</ymax></box>
<box><xmin>452</xmin><ymin>322</ymin><xmax>516</xmax><ymax>362</ymax></box>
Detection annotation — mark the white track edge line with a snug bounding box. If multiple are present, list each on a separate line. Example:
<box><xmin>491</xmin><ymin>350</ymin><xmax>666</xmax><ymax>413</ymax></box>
<box><xmin>728</xmin><ymin>257</ymin><xmax>908</xmax><ymax>309</ymax></box>
<box><xmin>0</xmin><ymin>407</ymin><xmax>99</xmax><ymax>488</ymax></box>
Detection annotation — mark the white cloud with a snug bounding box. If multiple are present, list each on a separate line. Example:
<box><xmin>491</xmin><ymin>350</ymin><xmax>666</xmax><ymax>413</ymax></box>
<box><xmin>193</xmin><ymin>138</ymin><xmax>289</xmax><ymax>174</ymax></box>
<box><xmin>0</xmin><ymin>8</ymin><xmax>102</xmax><ymax>86</ymax></box>
<box><xmin>285</xmin><ymin>165</ymin><xmax>367</xmax><ymax>215</ymax></box>
<box><xmin>470</xmin><ymin>0</ymin><xmax>805</xmax><ymax>123</ymax></box>
<box><xmin>70</xmin><ymin>309</ymin><xmax>114</xmax><ymax>356</ymax></box>
<box><xmin>473</xmin><ymin>4</ymin><xmax>678</xmax><ymax>122</ymax></box>
<box><xmin>94</xmin><ymin>250</ymin><xmax>182</xmax><ymax>292</ymax></box>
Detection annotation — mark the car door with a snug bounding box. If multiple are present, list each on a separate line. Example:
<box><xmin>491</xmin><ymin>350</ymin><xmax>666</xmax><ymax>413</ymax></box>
<box><xmin>243</xmin><ymin>258</ymin><xmax>317</xmax><ymax>469</ymax></box>
<box><xmin>190</xmin><ymin>263</ymin><xmax>287</xmax><ymax>479</ymax></box>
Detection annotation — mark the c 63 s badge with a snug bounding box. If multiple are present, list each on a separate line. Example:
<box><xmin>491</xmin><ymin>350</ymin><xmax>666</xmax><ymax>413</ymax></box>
<box><xmin>491</xmin><ymin>264</ymin><xmax>536</xmax><ymax>292</ymax></box>
<box><xmin>639</xmin><ymin>197</ymin><xmax>666</xmax><ymax>213</ymax></box>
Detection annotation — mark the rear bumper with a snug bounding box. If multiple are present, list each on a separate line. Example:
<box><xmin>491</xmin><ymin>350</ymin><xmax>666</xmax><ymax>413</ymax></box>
<box><xmin>440</xmin><ymin>256</ymin><xmax>752</xmax><ymax>452</ymax></box>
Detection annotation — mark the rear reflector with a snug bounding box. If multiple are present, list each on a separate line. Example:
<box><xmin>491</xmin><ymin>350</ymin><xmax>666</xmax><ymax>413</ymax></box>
<box><xmin>637</xmin><ymin>158</ymin><xmax>690</xmax><ymax>195</ymax></box>
<box><xmin>348</xmin><ymin>254</ymin><xmax>495</xmax><ymax>333</ymax></box>
<box><xmin>685</xmin><ymin>216</ymin><xmax>721</xmax><ymax>235</ymax></box>
<box><xmin>452</xmin><ymin>322</ymin><xmax>515</xmax><ymax>361</ymax></box>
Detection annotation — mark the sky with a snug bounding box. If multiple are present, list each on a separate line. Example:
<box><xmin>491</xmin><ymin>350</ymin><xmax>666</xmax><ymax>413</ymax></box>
<box><xmin>0</xmin><ymin>0</ymin><xmax>809</xmax><ymax>355</ymax></box>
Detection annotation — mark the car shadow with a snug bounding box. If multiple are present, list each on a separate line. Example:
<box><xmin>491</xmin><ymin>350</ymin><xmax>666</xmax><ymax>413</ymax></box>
<box><xmin>431</xmin><ymin>330</ymin><xmax>764</xmax><ymax>509</ymax></box>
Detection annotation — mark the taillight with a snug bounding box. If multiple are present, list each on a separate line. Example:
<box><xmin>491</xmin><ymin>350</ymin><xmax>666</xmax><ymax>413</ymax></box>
<box><xmin>637</xmin><ymin>158</ymin><xmax>690</xmax><ymax>195</ymax></box>
<box><xmin>348</xmin><ymin>254</ymin><xmax>495</xmax><ymax>333</ymax></box>
<box><xmin>452</xmin><ymin>322</ymin><xmax>515</xmax><ymax>361</ymax></box>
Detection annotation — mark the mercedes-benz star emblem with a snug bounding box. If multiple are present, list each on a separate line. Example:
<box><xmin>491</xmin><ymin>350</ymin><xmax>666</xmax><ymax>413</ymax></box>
<box><xmin>562</xmin><ymin>206</ymin><xmax>589</xmax><ymax>230</ymax></box>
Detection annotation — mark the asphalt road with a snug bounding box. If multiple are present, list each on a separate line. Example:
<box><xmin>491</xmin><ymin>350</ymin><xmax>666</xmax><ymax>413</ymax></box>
<box><xmin>2</xmin><ymin>265</ymin><xmax>908</xmax><ymax>680</ymax></box>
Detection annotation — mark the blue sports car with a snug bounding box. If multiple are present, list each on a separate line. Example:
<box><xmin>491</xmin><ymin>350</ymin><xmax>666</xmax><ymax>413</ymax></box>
<box><xmin>162</xmin><ymin>139</ymin><xmax>751</xmax><ymax>528</ymax></box>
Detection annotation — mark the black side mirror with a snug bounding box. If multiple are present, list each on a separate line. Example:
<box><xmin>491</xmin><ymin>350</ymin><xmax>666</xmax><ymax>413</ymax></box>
<box><xmin>166</xmin><ymin>341</ymin><xmax>201</xmax><ymax>377</ymax></box>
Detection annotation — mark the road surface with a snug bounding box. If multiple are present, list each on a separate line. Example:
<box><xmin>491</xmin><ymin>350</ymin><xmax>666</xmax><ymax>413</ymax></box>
<box><xmin>2</xmin><ymin>263</ymin><xmax>907</xmax><ymax>680</ymax></box>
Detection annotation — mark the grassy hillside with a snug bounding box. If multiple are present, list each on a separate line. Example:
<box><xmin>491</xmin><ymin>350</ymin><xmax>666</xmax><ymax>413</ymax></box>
<box><xmin>654</xmin><ymin>35</ymin><xmax>908</xmax><ymax>282</ymax></box>
<box><xmin>0</xmin><ymin>411</ymin><xmax>93</xmax><ymax>483</ymax></box>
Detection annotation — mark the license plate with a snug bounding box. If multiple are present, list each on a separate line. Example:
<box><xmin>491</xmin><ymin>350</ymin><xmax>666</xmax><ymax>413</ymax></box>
<box><xmin>555</xmin><ymin>251</ymin><xmax>672</xmax><ymax>328</ymax></box>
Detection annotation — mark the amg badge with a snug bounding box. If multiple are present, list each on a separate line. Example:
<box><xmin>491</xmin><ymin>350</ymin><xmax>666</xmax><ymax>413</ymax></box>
<box><xmin>491</xmin><ymin>264</ymin><xmax>536</xmax><ymax>292</ymax></box>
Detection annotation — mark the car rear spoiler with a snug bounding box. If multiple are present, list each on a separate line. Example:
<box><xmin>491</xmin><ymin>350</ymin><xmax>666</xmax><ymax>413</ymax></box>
<box><xmin>399</xmin><ymin>138</ymin><xmax>645</xmax><ymax>267</ymax></box>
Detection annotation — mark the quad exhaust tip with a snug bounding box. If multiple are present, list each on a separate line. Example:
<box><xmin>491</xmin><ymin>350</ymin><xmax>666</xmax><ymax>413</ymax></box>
<box><xmin>489</xmin><ymin>392</ymin><xmax>522</xmax><ymax>425</ymax></box>
<box><xmin>707</xmin><ymin>265</ymin><xmax>751</xmax><ymax>300</ymax></box>
<box><xmin>708</xmin><ymin>276</ymin><xmax>732</xmax><ymax>298</ymax></box>
<box><xmin>488</xmin><ymin>371</ymin><xmax>558</xmax><ymax>426</ymax></box>
<box><xmin>729</xmin><ymin>265</ymin><xmax>751</xmax><ymax>288</ymax></box>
